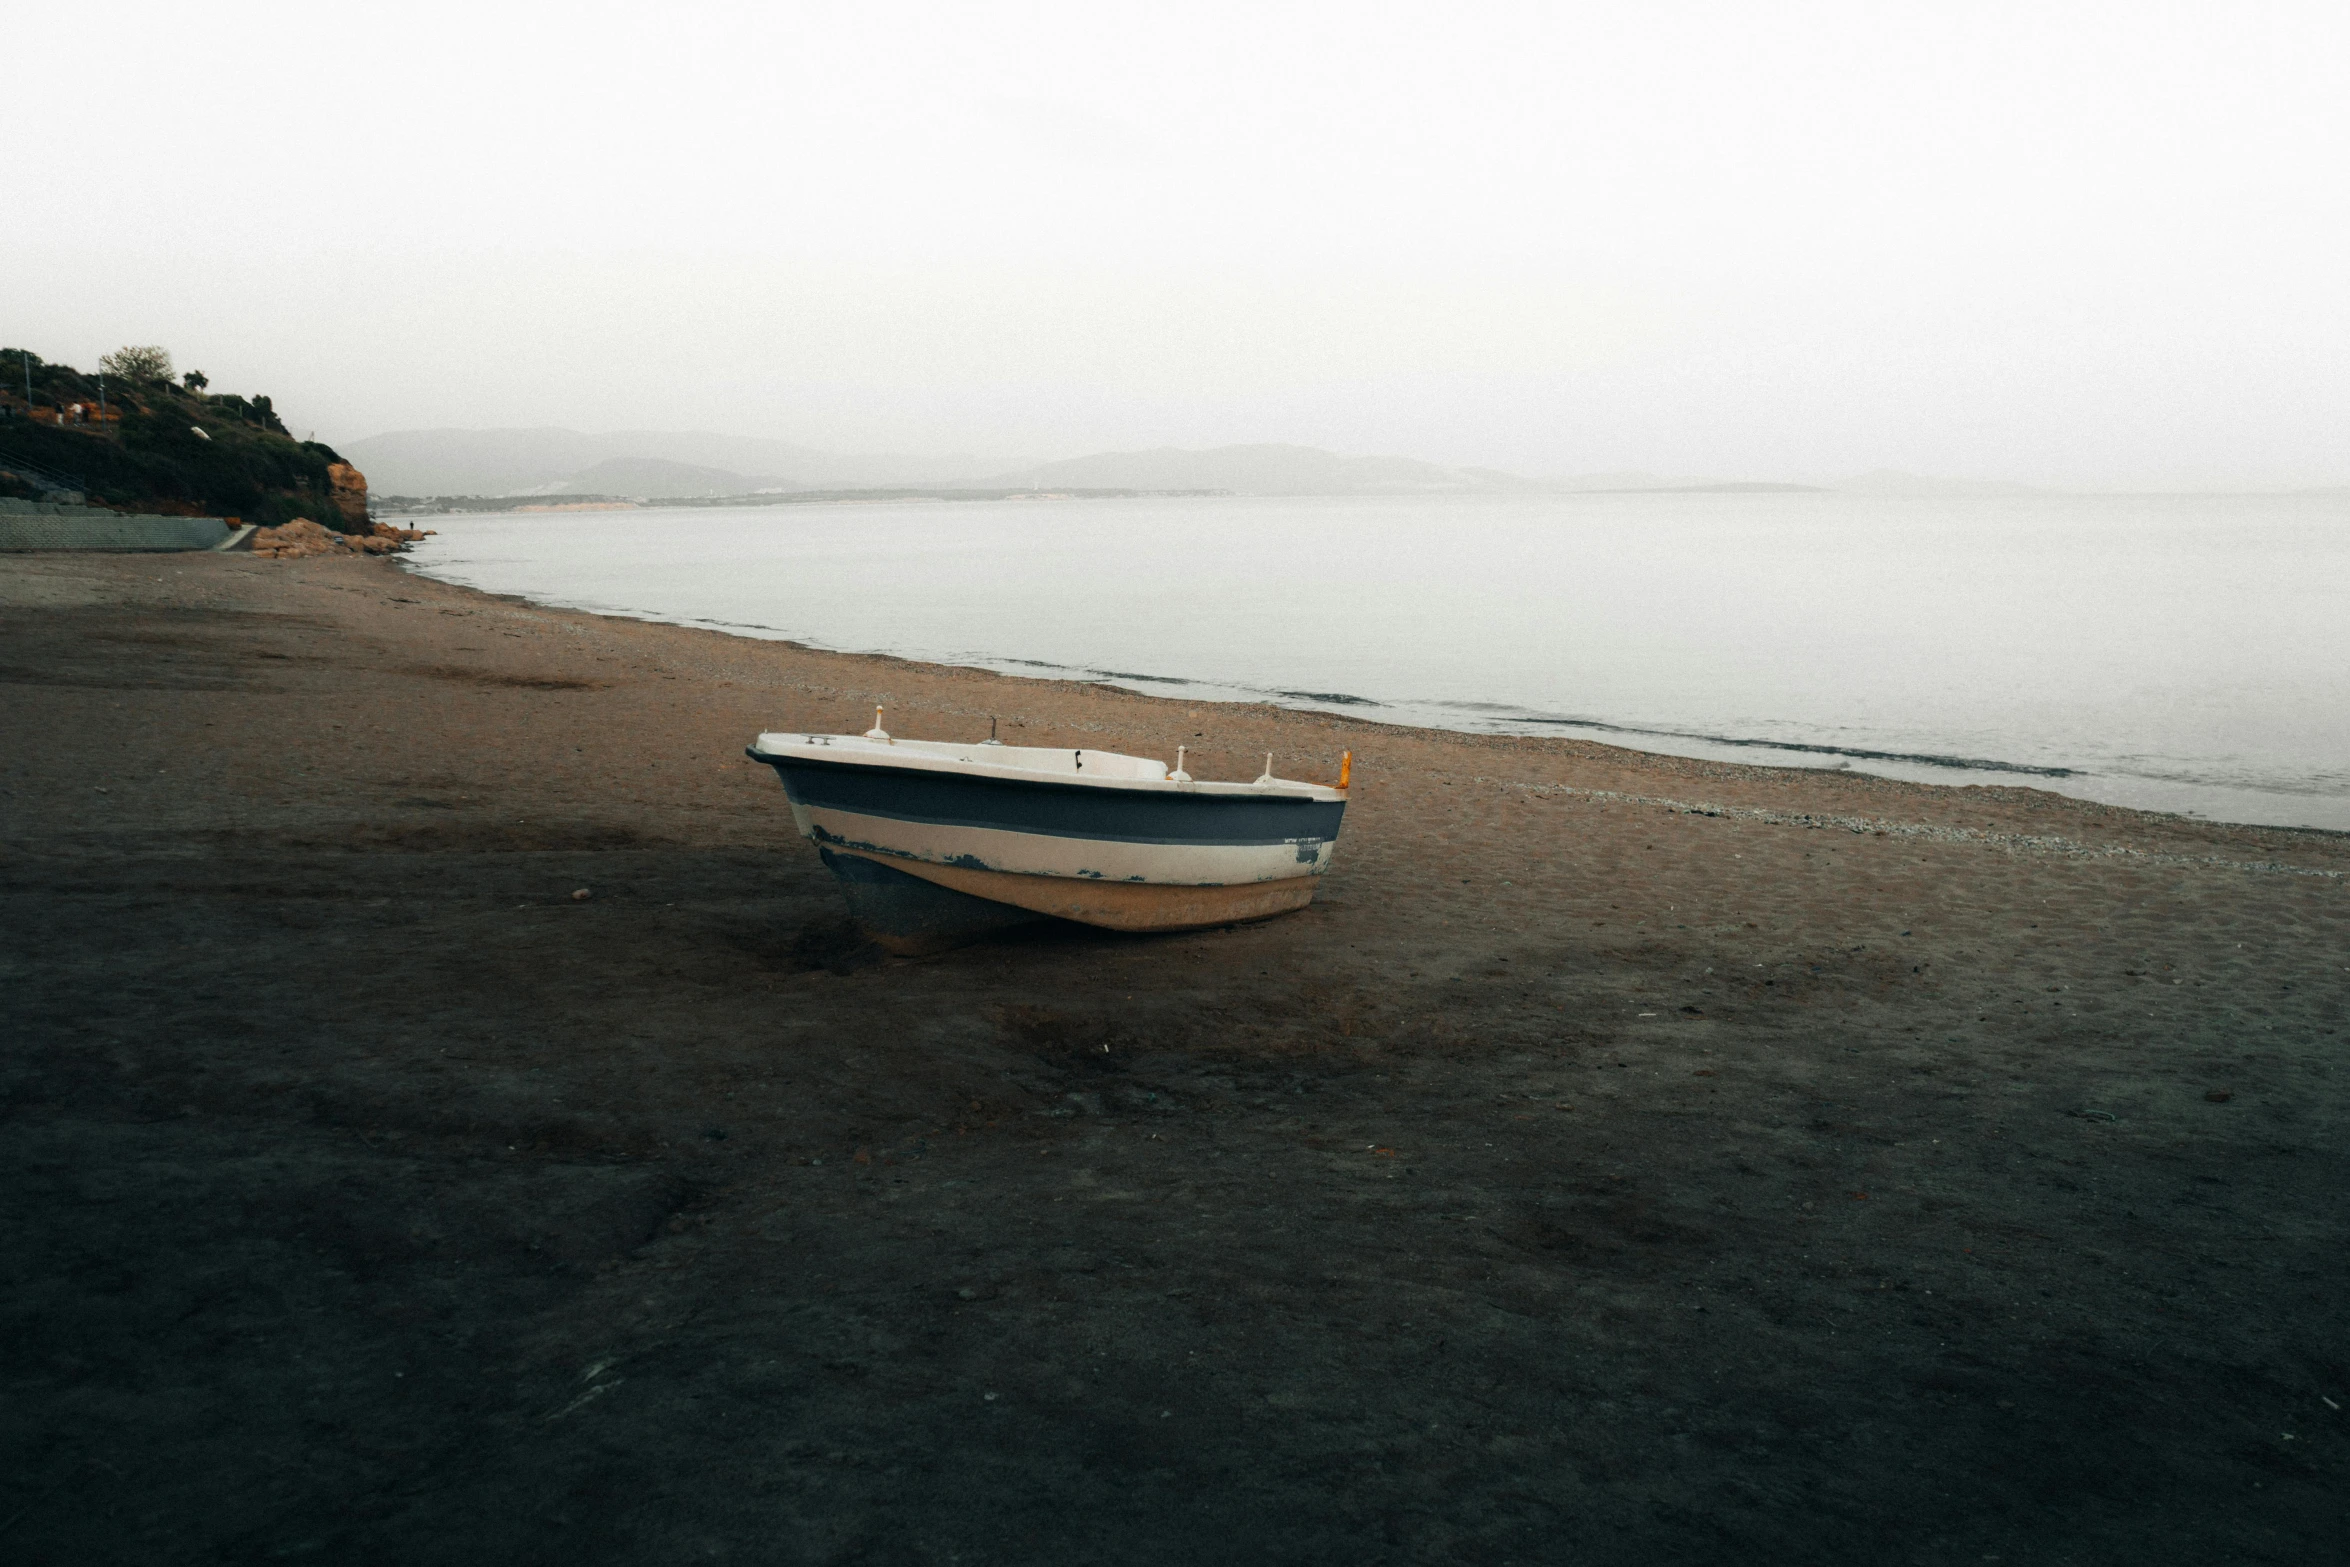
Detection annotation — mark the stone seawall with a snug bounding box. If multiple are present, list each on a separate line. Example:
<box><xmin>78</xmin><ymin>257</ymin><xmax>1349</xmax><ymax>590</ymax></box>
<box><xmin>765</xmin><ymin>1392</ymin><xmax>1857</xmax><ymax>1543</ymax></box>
<box><xmin>0</xmin><ymin>498</ymin><xmax>233</xmax><ymax>552</ymax></box>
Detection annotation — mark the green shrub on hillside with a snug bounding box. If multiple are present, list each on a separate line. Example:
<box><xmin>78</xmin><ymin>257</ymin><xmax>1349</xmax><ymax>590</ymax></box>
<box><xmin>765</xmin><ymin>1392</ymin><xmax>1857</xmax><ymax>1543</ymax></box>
<box><xmin>98</xmin><ymin>345</ymin><xmax>174</xmax><ymax>383</ymax></box>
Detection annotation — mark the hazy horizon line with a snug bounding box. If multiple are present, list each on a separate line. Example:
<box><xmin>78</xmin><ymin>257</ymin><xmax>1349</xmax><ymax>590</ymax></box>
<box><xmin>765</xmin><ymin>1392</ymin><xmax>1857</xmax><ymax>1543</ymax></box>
<box><xmin>336</xmin><ymin>425</ymin><xmax>2348</xmax><ymax>498</ymax></box>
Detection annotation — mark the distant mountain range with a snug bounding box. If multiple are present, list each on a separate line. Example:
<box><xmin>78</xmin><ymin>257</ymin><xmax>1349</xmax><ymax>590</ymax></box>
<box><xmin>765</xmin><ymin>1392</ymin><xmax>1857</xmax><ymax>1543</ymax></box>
<box><xmin>341</xmin><ymin>426</ymin><xmax>2048</xmax><ymax>502</ymax></box>
<box><xmin>1826</xmin><ymin>468</ymin><xmax>2042</xmax><ymax>497</ymax></box>
<box><xmin>554</xmin><ymin>456</ymin><xmax>796</xmax><ymax>498</ymax></box>
<box><xmin>342</xmin><ymin>427</ymin><xmax>993</xmax><ymax>498</ymax></box>
<box><xmin>983</xmin><ymin>443</ymin><xmax>1541</xmax><ymax>495</ymax></box>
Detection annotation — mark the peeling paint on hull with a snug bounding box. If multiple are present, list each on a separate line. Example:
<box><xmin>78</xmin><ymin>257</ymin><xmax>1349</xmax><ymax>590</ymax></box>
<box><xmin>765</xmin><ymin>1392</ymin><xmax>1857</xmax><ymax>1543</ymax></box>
<box><xmin>816</xmin><ymin>846</ymin><xmax>1046</xmax><ymax>954</ymax></box>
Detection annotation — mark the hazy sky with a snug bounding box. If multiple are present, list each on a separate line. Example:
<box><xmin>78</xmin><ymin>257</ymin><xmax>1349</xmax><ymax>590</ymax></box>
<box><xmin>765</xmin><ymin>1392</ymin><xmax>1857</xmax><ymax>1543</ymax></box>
<box><xmin>9</xmin><ymin>2</ymin><xmax>2347</xmax><ymax>485</ymax></box>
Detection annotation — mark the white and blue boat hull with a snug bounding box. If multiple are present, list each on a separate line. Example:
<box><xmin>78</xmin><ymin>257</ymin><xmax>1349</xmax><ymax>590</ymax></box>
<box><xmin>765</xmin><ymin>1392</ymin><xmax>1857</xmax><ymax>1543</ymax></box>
<box><xmin>747</xmin><ymin>731</ymin><xmax>1348</xmax><ymax>943</ymax></box>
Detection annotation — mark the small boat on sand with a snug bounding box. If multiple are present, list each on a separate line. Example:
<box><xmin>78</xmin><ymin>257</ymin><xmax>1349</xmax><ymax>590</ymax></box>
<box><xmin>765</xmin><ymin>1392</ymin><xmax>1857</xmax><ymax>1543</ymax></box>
<box><xmin>748</xmin><ymin>712</ymin><xmax>1349</xmax><ymax>951</ymax></box>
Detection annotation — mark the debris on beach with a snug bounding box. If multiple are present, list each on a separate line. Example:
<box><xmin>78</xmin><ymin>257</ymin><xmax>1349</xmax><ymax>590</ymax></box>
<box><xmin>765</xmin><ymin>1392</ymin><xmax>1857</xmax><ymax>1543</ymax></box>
<box><xmin>250</xmin><ymin>518</ymin><xmax>435</xmax><ymax>560</ymax></box>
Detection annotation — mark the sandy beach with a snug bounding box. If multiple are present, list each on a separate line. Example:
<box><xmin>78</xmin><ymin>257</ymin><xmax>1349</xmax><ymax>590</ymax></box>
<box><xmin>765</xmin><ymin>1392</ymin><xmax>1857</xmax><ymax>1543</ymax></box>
<box><xmin>4</xmin><ymin>549</ymin><xmax>2344</xmax><ymax>1563</ymax></box>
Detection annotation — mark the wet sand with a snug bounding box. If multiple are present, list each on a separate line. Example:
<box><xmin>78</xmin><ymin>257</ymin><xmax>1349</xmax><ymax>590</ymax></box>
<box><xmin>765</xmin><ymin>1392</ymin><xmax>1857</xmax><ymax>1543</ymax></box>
<box><xmin>3</xmin><ymin>550</ymin><xmax>2344</xmax><ymax>1564</ymax></box>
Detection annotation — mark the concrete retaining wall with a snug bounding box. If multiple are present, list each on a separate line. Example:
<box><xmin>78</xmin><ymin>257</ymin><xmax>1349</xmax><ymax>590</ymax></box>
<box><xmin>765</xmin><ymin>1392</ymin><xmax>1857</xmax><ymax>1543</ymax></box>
<box><xmin>0</xmin><ymin>499</ymin><xmax>232</xmax><ymax>552</ymax></box>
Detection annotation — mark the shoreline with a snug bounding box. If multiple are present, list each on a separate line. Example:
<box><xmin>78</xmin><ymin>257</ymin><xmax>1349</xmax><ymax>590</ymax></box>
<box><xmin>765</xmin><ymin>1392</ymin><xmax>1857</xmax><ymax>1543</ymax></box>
<box><xmin>5</xmin><ymin>549</ymin><xmax>2344</xmax><ymax>1560</ymax></box>
<box><xmin>418</xmin><ymin>547</ymin><xmax>2350</xmax><ymax>858</ymax></box>
<box><xmin>386</xmin><ymin>550</ymin><xmax>2349</xmax><ymax>861</ymax></box>
<box><xmin>389</xmin><ymin>503</ymin><xmax>2350</xmax><ymax>836</ymax></box>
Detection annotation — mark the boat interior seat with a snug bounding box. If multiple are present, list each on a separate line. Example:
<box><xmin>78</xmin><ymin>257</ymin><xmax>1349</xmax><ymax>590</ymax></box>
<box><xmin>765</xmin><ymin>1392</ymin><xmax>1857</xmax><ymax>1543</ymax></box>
<box><xmin>823</xmin><ymin>735</ymin><xmax>1172</xmax><ymax>782</ymax></box>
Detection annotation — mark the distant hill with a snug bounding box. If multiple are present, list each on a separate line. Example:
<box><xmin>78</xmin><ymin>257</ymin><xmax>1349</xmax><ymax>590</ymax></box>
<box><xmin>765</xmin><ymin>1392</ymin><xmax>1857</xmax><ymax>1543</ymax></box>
<box><xmin>548</xmin><ymin>457</ymin><xmax>793</xmax><ymax>499</ymax></box>
<box><xmin>0</xmin><ymin>346</ymin><xmax>368</xmax><ymax>529</ymax></box>
<box><xmin>1829</xmin><ymin>469</ymin><xmax>2044</xmax><ymax>497</ymax></box>
<box><xmin>334</xmin><ymin>425</ymin><xmax>2070</xmax><ymax>504</ymax></box>
<box><xmin>342</xmin><ymin>426</ymin><xmax>993</xmax><ymax>497</ymax></box>
<box><xmin>349</xmin><ymin>431</ymin><xmax>1557</xmax><ymax>501</ymax></box>
<box><xmin>1545</xmin><ymin>470</ymin><xmax>1688</xmax><ymax>491</ymax></box>
<box><xmin>986</xmin><ymin>443</ymin><xmax>1541</xmax><ymax>495</ymax></box>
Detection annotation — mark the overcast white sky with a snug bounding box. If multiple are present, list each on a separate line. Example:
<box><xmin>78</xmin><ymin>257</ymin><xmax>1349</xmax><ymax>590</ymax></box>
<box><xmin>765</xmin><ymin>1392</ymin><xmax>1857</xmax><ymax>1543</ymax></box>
<box><xmin>8</xmin><ymin>2</ymin><xmax>2347</xmax><ymax>484</ymax></box>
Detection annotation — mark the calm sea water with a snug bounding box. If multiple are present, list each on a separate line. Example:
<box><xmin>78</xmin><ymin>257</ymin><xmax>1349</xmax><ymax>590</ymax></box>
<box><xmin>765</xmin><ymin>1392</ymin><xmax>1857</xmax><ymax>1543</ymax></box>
<box><xmin>396</xmin><ymin>491</ymin><xmax>2350</xmax><ymax>832</ymax></box>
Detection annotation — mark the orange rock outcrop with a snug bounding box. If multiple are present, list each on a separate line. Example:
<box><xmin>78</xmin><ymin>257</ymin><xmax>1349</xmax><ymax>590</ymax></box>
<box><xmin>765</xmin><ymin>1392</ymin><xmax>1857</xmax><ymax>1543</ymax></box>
<box><xmin>326</xmin><ymin>462</ymin><xmax>371</xmax><ymax>529</ymax></box>
<box><xmin>250</xmin><ymin>518</ymin><xmax>434</xmax><ymax>560</ymax></box>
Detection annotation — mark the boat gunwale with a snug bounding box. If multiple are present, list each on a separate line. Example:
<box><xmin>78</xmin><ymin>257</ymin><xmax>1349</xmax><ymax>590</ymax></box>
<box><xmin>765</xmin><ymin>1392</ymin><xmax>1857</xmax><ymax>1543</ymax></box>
<box><xmin>746</xmin><ymin>734</ymin><xmax>1347</xmax><ymax>804</ymax></box>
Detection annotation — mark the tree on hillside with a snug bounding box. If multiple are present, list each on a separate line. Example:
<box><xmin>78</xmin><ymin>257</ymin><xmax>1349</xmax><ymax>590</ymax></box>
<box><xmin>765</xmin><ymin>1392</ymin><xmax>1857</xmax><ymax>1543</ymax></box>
<box><xmin>99</xmin><ymin>345</ymin><xmax>174</xmax><ymax>382</ymax></box>
<box><xmin>183</xmin><ymin>369</ymin><xmax>209</xmax><ymax>393</ymax></box>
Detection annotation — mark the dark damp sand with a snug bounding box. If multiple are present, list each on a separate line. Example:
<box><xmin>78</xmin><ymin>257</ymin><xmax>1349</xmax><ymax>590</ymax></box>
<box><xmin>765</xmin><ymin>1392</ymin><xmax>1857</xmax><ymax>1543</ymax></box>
<box><xmin>3</xmin><ymin>551</ymin><xmax>2344</xmax><ymax>1565</ymax></box>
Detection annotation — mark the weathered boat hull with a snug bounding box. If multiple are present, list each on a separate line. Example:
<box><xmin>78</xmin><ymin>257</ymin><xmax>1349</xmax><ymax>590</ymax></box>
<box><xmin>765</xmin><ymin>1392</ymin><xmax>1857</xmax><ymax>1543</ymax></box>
<box><xmin>750</xmin><ymin>745</ymin><xmax>1346</xmax><ymax>942</ymax></box>
<box><xmin>829</xmin><ymin>846</ymin><xmax>1322</xmax><ymax>934</ymax></box>
<box><xmin>816</xmin><ymin>846</ymin><xmax>1047</xmax><ymax>954</ymax></box>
